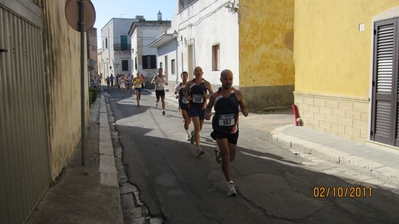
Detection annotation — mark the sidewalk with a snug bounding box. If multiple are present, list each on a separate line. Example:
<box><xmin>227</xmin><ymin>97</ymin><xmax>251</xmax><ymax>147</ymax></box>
<box><xmin>26</xmin><ymin>92</ymin><xmax>124</xmax><ymax>224</ymax></box>
<box><xmin>272</xmin><ymin>125</ymin><xmax>399</xmax><ymax>187</ymax></box>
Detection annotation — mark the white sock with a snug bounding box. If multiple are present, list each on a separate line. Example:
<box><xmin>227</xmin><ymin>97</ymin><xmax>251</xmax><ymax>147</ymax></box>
<box><xmin>186</xmin><ymin>130</ymin><xmax>189</xmax><ymax>135</ymax></box>
<box><xmin>227</xmin><ymin>180</ymin><xmax>233</xmax><ymax>185</ymax></box>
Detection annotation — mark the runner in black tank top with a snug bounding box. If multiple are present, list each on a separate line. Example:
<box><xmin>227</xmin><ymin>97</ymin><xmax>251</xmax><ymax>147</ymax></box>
<box><xmin>212</xmin><ymin>87</ymin><xmax>239</xmax><ymax>135</ymax></box>
<box><xmin>174</xmin><ymin>71</ymin><xmax>191</xmax><ymax>141</ymax></box>
<box><xmin>183</xmin><ymin>66</ymin><xmax>213</xmax><ymax>156</ymax></box>
<box><xmin>205</xmin><ymin>69</ymin><xmax>248</xmax><ymax>196</ymax></box>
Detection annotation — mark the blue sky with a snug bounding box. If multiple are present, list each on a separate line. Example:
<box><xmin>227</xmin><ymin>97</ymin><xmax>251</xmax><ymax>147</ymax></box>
<box><xmin>91</xmin><ymin>0</ymin><xmax>175</xmax><ymax>28</ymax></box>
<box><xmin>91</xmin><ymin>0</ymin><xmax>176</xmax><ymax>46</ymax></box>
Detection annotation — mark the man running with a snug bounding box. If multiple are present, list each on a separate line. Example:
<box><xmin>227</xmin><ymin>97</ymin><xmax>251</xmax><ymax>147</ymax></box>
<box><xmin>205</xmin><ymin>69</ymin><xmax>249</xmax><ymax>196</ymax></box>
<box><xmin>183</xmin><ymin>66</ymin><xmax>213</xmax><ymax>155</ymax></box>
<box><xmin>151</xmin><ymin>68</ymin><xmax>168</xmax><ymax>115</ymax></box>
<box><xmin>174</xmin><ymin>71</ymin><xmax>191</xmax><ymax>141</ymax></box>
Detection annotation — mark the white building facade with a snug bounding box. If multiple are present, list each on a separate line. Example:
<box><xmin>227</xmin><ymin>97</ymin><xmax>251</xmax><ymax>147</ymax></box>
<box><xmin>128</xmin><ymin>16</ymin><xmax>171</xmax><ymax>87</ymax></box>
<box><xmin>101</xmin><ymin>18</ymin><xmax>138</xmax><ymax>78</ymax></box>
<box><xmin>150</xmin><ymin>0</ymin><xmax>240</xmax><ymax>90</ymax></box>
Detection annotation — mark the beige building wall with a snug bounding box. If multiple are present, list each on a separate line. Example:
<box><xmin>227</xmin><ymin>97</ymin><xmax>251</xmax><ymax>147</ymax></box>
<box><xmin>294</xmin><ymin>0</ymin><xmax>399</xmax><ymax>143</ymax></box>
<box><xmin>239</xmin><ymin>0</ymin><xmax>295</xmax><ymax>110</ymax></box>
<box><xmin>34</xmin><ymin>0</ymin><xmax>88</xmax><ymax>179</ymax></box>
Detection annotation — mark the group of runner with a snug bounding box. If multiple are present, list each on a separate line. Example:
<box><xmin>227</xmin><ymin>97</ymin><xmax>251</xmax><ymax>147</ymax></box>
<box><xmin>172</xmin><ymin>66</ymin><xmax>249</xmax><ymax>196</ymax></box>
<box><xmin>115</xmin><ymin>66</ymin><xmax>248</xmax><ymax>196</ymax></box>
<box><xmin>113</xmin><ymin>72</ymin><xmax>145</xmax><ymax>104</ymax></box>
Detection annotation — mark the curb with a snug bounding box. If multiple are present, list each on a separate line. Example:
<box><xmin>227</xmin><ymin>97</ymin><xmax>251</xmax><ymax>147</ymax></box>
<box><xmin>102</xmin><ymin>91</ymin><xmax>164</xmax><ymax>224</ymax></box>
<box><xmin>271</xmin><ymin>125</ymin><xmax>399</xmax><ymax>186</ymax></box>
<box><xmin>99</xmin><ymin>93</ymin><xmax>124</xmax><ymax>223</ymax></box>
<box><xmin>99</xmin><ymin>94</ymin><xmax>119</xmax><ymax>187</ymax></box>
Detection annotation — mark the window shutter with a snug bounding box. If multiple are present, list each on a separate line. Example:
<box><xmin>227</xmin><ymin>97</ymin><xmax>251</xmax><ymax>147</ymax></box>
<box><xmin>371</xmin><ymin>19</ymin><xmax>398</xmax><ymax>145</ymax></box>
<box><xmin>150</xmin><ymin>55</ymin><xmax>157</xmax><ymax>69</ymax></box>
<box><xmin>376</xmin><ymin>24</ymin><xmax>394</xmax><ymax>93</ymax></box>
<box><xmin>142</xmin><ymin>56</ymin><xmax>148</xmax><ymax>69</ymax></box>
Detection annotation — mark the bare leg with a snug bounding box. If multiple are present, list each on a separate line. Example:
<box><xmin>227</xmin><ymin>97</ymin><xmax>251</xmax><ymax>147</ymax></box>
<box><xmin>191</xmin><ymin>117</ymin><xmax>201</xmax><ymax>147</ymax></box>
<box><xmin>135</xmin><ymin>90</ymin><xmax>140</xmax><ymax>106</ymax></box>
<box><xmin>216</xmin><ymin>139</ymin><xmax>237</xmax><ymax>181</ymax></box>
<box><xmin>182</xmin><ymin>110</ymin><xmax>191</xmax><ymax>130</ymax></box>
<box><xmin>161</xmin><ymin>97</ymin><xmax>165</xmax><ymax>110</ymax></box>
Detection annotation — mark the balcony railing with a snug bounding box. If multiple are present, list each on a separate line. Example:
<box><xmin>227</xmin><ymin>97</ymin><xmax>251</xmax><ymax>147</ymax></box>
<box><xmin>114</xmin><ymin>44</ymin><xmax>131</xmax><ymax>51</ymax></box>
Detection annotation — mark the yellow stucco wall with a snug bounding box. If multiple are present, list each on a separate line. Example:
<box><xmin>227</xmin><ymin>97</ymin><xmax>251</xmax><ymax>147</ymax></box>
<box><xmin>35</xmin><ymin>0</ymin><xmax>88</xmax><ymax>180</ymax></box>
<box><xmin>294</xmin><ymin>0</ymin><xmax>399</xmax><ymax>97</ymax></box>
<box><xmin>239</xmin><ymin>0</ymin><xmax>295</xmax><ymax>87</ymax></box>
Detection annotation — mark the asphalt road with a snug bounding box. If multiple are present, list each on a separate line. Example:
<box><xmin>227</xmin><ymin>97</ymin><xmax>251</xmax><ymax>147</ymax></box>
<box><xmin>105</xmin><ymin>87</ymin><xmax>399</xmax><ymax>224</ymax></box>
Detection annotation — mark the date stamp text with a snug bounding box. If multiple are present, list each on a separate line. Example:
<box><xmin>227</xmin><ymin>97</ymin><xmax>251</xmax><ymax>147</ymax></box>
<box><xmin>313</xmin><ymin>186</ymin><xmax>373</xmax><ymax>198</ymax></box>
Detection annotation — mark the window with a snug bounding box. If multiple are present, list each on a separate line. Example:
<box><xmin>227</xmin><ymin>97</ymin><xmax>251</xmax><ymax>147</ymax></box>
<box><xmin>171</xmin><ymin>59</ymin><xmax>175</xmax><ymax>74</ymax></box>
<box><xmin>135</xmin><ymin>57</ymin><xmax>137</xmax><ymax>70</ymax></box>
<box><xmin>105</xmin><ymin>38</ymin><xmax>108</xmax><ymax>49</ymax></box>
<box><xmin>120</xmin><ymin>35</ymin><xmax>128</xmax><ymax>50</ymax></box>
<box><xmin>142</xmin><ymin>55</ymin><xmax>157</xmax><ymax>69</ymax></box>
<box><xmin>212</xmin><ymin>44</ymin><xmax>220</xmax><ymax>71</ymax></box>
<box><xmin>179</xmin><ymin>0</ymin><xmax>197</xmax><ymax>13</ymax></box>
<box><xmin>122</xmin><ymin>60</ymin><xmax>128</xmax><ymax>71</ymax></box>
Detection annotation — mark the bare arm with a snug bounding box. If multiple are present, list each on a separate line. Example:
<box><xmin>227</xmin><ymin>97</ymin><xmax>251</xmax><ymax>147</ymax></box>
<box><xmin>236</xmin><ymin>90</ymin><xmax>249</xmax><ymax>117</ymax></box>
<box><xmin>183</xmin><ymin>81</ymin><xmax>192</xmax><ymax>101</ymax></box>
<box><xmin>206</xmin><ymin>80</ymin><xmax>213</xmax><ymax>95</ymax></box>
<box><xmin>205</xmin><ymin>93</ymin><xmax>216</xmax><ymax>120</ymax></box>
<box><xmin>151</xmin><ymin>76</ymin><xmax>157</xmax><ymax>84</ymax></box>
<box><xmin>202</xmin><ymin>80</ymin><xmax>213</xmax><ymax>100</ymax></box>
<box><xmin>174</xmin><ymin>84</ymin><xmax>180</xmax><ymax>99</ymax></box>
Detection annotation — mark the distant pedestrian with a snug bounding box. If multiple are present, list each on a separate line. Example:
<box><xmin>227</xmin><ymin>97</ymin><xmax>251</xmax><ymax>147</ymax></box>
<box><xmin>183</xmin><ymin>66</ymin><xmax>213</xmax><ymax>155</ymax></box>
<box><xmin>106</xmin><ymin>76</ymin><xmax>110</xmax><ymax>87</ymax></box>
<box><xmin>110</xmin><ymin>74</ymin><xmax>115</xmax><ymax>87</ymax></box>
<box><xmin>126</xmin><ymin>73</ymin><xmax>133</xmax><ymax>93</ymax></box>
<box><xmin>97</xmin><ymin>74</ymin><xmax>101</xmax><ymax>86</ymax></box>
<box><xmin>151</xmin><ymin>68</ymin><xmax>168</xmax><ymax>115</ymax></box>
<box><xmin>116</xmin><ymin>74</ymin><xmax>121</xmax><ymax>89</ymax></box>
<box><xmin>133</xmin><ymin>71</ymin><xmax>144</xmax><ymax>107</ymax></box>
<box><xmin>205</xmin><ymin>69</ymin><xmax>248</xmax><ymax>196</ymax></box>
<box><xmin>119</xmin><ymin>74</ymin><xmax>126</xmax><ymax>97</ymax></box>
<box><xmin>174</xmin><ymin>71</ymin><xmax>191</xmax><ymax>141</ymax></box>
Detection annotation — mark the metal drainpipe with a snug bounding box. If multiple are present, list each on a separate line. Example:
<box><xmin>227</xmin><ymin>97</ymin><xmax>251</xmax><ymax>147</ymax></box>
<box><xmin>176</xmin><ymin>38</ymin><xmax>179</xmax><ymax>83</ymax></box>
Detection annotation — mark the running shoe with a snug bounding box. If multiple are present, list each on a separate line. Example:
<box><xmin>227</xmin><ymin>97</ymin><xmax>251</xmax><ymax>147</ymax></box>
<box><xmin>214</xmin><ymin>148</ymin><xmax>222</xmax><ymax>164</ymax></box>
<box><xmin>226</xmin><ymin>182</ymin><xmax>237</xmax><ymax>196</ymax></box>
<box><xmin>186</xmin><ymin>134</ymin><xmax>190</xmax><ymax>141</ymax></box>
<box><xmin>190</xmin><ymin>131</ymin><xmax>194</xmax><ymax>144</ymax></box>
<box><xmin>162</xmin><ymin>110</ymin><xmax>165</xmax><ymax>116</ymax></box>
<box><xmin>196</xmin><ymin>147</ymin><xmax>204</xmax><ymax>156</ymax></box>
<box><xmin>155</xmin><ymin>103</ymin><xmax>158</xmax><ymax>108</ymax></box>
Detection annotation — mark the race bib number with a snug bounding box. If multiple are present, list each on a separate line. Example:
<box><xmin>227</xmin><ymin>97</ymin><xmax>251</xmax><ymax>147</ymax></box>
<box><xmin>134</xmin><ymin>83</ymin><xmax>141</xmax><ymax>88</ymax></box>
<box><xmin>182</xmin><ymin>97</ymin><xmax>189</xmax><ymax>104</ymax></box>
<box><xmin>218</xmin><ymin>114</ymin><xmax>235</xmax><ymax>126</ymax></box>
<box><xmin>192</xmin><ymin>94</ymin><xmax>204</xmax><ymax>103</ymax></box>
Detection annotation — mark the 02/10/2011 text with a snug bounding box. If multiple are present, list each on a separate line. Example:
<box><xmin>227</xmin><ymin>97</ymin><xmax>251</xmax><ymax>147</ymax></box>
<box><xmin>313</xmin><ymin>186</ymin><xmax>372</xmax><ymax>198</ymax></box>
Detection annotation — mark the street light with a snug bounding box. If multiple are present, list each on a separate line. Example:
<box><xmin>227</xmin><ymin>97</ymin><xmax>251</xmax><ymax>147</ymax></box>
<box><xmin>173</xmin><ymin>30</ymin><xmax>179</xmax><ymax>83</ymax></box>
